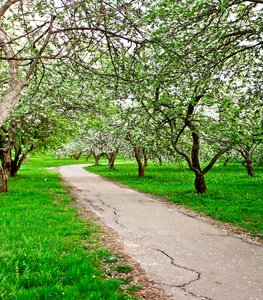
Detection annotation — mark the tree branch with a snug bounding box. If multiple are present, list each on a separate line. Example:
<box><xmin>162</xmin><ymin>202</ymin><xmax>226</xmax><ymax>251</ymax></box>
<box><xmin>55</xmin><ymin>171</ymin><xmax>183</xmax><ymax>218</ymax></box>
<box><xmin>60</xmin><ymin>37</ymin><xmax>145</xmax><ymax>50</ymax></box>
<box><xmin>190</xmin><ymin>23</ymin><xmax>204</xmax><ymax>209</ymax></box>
<box><xmin>0</xmin><ymin>0</ymin><xmax>20</xmax><ymax>18</ymax></box>
<box><xmin>202</xmin><ymin>145</ymin><xmax>230</xmax><ymax>175</ymax></box>
<box><xmin>26</xmin><ymin>15</ymin><xmax>56</xmax><ymax>80</ymax></box>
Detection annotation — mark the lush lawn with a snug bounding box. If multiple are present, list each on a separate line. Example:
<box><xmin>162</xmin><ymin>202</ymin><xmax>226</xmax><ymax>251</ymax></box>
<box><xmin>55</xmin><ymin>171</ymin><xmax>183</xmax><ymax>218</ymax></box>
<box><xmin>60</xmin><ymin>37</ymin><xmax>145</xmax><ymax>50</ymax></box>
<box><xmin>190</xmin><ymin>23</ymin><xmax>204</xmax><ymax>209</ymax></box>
<box><xmin>86</xmin><ymin>162</ymin><xmax>263</xmax><ymax>238</ymax></box>
<box><xmin>27</xmin><ymin>155</ymin><xmax>108</xmax><ymax>168</ymax></box>
<box><xmin>0</xmin><ymin>156</ymin><xmax>138</xmax><ymax>300</ymax></box>
<box><xmin>1</xmin><ymin>155</ymin><xmax>261</xmax><ymax>300</ymax></box>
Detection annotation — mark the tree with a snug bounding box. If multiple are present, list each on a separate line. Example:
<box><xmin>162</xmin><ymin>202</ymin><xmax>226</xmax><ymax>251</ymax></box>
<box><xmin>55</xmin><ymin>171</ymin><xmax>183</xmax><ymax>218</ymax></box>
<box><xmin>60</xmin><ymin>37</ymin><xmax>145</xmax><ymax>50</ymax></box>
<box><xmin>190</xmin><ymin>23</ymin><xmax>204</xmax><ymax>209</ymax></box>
<box><xmin>233</xmin><ymin>93</ymin><xmax>263</xmax><ymax>176</ymax></box>
<box><xmin>0</xmin><ymin>125</ymin><xmax>15</xmax><ymax>192</ymax></box>
<box><xmin>2</xmin><ymin>0</ymin><xmax>262</xmax><ymax>194</ymax></box>
<box><xmin>219</xmin><ymin>58</ymin><xmax>263</xmax><ymax>176</ymax></box>
<box><xmin>125</xmin><ymin>132</ymin><xmax>148</xmax><ymax>177</ymax></box>
<box><xmin>0</xmin><ymin>0</ymin><xmax>56</xmax><ymax>127</ymax></box>
<box><xmin>0</xmin><ymin>0</ymin><xmax>147</xmax><ymax>127</ymax></box>
<box><xmin>0</xmin><ymin>61</ymin><xmax>101</xmax><ymax>189</ymax></box>
<box><xmin>55</xmin><ymin>138</ymin><xmax>90</xmax><ymax>161</ymax></box>
<box><xmin>116</xmin><ymin>0</ymin><xmax>262</xmax><ymax>193</ymax></box>
<box><xmin>83</xmin><ymin>128</ymin><xmax>123</xmax><ymax>170</ymax></box>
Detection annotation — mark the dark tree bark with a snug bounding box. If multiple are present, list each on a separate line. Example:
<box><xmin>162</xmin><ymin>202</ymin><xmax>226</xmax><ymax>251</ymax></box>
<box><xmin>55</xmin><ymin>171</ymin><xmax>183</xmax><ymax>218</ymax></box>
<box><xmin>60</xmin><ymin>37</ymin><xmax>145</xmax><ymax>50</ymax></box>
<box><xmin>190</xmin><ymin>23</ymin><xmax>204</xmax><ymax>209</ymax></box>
<box><xmin>10</xmin><ymin>145</ymin><xmax>24</xmax><ymax>177</ymax></box>
<box><xmin>126</xmin><ymin>133</ymin><xmax>148</xmax><ymax>177</ymax></box>
<box><xmin>106</xmin><ymin>148</ymin><xmax>119</xmax><ymax>170</ymax></box>
<box><xmin>224</xmin><ymin>157</ymin><xmax>230</xmax><ymax>166</ymax></box>
<box><xmin>143</xmin><ymin>88</ymin><xmax>214</xmax><ymax>193</ymax></box>
<box><xmin>11</xmin><ymin>155</ymin><xmax>25</xmax><ymax>177</ymax></box>
<box><xmin>73</xmin><ymin>151</ymin><xmax>82</xmax><ymax>160</ymax></box>
<box><xmin>0</xmin><ymin>150</ymin><xmax>11</xmax><ymax>193</ymax></box>
<box><xmin>169</xmin><ymin>95</ymin><xmax>230</xmax><ymax>194</ymax></box>
<box><xmin>242</xmin><ymin>160</ymin><xmax>255</xmax><ymax>176</ymax></box>
<box><xmin>93</xmin><ymin>152</ymin><xmax>105</xmax><ymax>165</ymax></box>
<box><xmin>86</xmin><ymin>151</ymin><xmax>93</xmax><ymax>162</ymax></box>
<box><xmin>135</xmin><ymin>146</ymin><xmax>148</xmax><ymax>177</ymax></box>
<box><xmin>0</xmin><ymin>128</ymin><xmax>15</xmax><ymax>193</ymax></box>
<box><xmin>194</xmin><ymin>172</ymin><xmax>208</xmax><ymax>194</ymax></box>
<box><xmin>0</xmin><ymin>165</ymin><xmax>8</xmax><ymax>193</ymax></box>
<box><xmin>237</xmin><ymin>145</ymin><xmax>256</xmax><ymax>176</ymax></box>
<box><xmin>11</xmin><ymin>139</ymin><xmax>43</xmax><ymax>177</ymax></box>
<box><xmin>134</xmin><ymin>145</ymin><xmax>148</xmax><ymax>177</ymax></box>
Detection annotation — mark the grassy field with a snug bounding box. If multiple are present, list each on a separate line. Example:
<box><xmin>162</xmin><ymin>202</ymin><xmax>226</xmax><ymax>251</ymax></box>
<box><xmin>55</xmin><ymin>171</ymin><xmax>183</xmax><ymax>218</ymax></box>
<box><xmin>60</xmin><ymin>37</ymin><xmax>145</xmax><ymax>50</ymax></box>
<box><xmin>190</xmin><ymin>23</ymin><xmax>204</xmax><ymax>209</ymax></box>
<box><xmin>86</xmin><ymin>162</ymin><xmax>263</xmax><ymax>238</ymax></box>
<box><xmin>28</xmin><ymin>155</ymin><xmax>109</xmax><ymax>168</ymax></box>
<box><xmin>1</xmin><ymin>155</ymin><xmax>261</xmax><ymax>299</ymax></box>
<box><xmin>0</xmin><ymin>156</ymin><xmax>139</xmax><ymax>300</ymax></box>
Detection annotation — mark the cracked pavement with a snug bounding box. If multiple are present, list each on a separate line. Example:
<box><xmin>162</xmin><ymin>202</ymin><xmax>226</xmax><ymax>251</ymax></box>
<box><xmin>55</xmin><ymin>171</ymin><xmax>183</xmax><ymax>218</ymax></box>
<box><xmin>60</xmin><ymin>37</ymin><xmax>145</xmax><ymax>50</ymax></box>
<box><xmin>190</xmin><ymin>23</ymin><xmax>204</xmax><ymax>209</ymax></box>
<box><xmin>58</xmin><ymin>164</ymin><xmax>263</xmax><ymax>300</ymax></box>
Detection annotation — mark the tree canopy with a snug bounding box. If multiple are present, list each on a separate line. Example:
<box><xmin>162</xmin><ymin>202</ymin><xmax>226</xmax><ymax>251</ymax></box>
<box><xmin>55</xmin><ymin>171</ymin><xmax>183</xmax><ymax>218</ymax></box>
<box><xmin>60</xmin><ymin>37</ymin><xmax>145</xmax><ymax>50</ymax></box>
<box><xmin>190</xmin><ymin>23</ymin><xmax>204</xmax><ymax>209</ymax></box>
<box><xmin>0</xmin><ymin>0</ymin><xmax>262</xmax><ymax>193</ymax></box>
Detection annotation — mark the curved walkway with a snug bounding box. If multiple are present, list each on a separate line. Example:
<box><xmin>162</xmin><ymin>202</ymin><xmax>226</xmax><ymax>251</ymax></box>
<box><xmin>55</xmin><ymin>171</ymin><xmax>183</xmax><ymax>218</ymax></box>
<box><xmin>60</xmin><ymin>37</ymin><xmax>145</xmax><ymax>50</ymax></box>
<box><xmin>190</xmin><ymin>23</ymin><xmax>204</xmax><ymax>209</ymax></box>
<box><xmin>58</xmin><ymin>164</ymin><xmax>263</xmax><ymax>300</ymax></box>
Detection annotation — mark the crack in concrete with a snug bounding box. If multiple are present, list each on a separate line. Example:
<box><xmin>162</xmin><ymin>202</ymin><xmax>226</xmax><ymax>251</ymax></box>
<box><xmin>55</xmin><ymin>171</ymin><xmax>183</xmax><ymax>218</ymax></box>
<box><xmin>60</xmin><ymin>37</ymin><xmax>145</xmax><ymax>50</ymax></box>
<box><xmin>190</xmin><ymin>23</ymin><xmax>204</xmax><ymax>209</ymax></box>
<box><xmin>113</xmin><ymin>210</ymin><xmax>119</xmax><ymax>225</ymax></box>
<box><xmin>112</xmin><ymin>208</ymin><xmax>125</xmax><ymax>228</ymax></box>
<box><xmin>83</xmin><ymin>197</ymin><xmax>105</xmax><ymax>213</ymax></box>
<box><xmin>96</xmin><ymin>195</ymin><xmax>105</xmax><ymax>206</ymax></box>
<box><xmin>156</xmin><ymin>249</ymin><xmax>212</xmax><ymax>300</ymax></box>
<box><xmin>226</xmin><ymin>233</ymin><xmax>263</xmax><ymax>247</ymax></box>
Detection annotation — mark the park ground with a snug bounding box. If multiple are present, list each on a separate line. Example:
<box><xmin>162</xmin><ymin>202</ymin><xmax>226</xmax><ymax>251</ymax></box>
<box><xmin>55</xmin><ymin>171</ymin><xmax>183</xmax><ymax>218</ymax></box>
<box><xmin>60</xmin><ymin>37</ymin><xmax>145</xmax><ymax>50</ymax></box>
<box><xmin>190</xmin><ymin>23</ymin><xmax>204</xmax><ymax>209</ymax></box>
<box><xmin>0</xmin><ymin>155</ymin><xmax>262</xmax><ymax>299</ymax></box>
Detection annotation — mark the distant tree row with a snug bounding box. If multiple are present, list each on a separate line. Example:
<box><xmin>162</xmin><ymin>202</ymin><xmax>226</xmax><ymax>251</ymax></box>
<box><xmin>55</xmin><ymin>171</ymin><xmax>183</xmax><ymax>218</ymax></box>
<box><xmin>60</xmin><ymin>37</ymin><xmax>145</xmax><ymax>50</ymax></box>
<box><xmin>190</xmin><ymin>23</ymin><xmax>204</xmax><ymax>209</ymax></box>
<box><xmin>0</xmin><ymin>0</ymin><xmax>262</xmax><ymax>193</ymax></box>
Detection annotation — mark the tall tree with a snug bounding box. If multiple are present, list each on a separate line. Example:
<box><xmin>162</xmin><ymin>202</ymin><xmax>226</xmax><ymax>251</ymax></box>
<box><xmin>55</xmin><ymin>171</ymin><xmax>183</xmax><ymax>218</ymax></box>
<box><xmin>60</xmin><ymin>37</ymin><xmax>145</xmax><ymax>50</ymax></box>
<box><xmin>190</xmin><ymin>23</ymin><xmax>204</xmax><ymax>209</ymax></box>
<box><xmin>0</xmin><ymin>0</ymin><xmax>55</xmax><ymax>127</ymax></box>
<box><xmin>116</xmin><ymin>0</ymin><xmax>263</xmax><ymax>193</ymax></box>
<box><xmin>0</xmin><ymin>0</ymin><xmax>147</xmax><ymax>127</ymax></box>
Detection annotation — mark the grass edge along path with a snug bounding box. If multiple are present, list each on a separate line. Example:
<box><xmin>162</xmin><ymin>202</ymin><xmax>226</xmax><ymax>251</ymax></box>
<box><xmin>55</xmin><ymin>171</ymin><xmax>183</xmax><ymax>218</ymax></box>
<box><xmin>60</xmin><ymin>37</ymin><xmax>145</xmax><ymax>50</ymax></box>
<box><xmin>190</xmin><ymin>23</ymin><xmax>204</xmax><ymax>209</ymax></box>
<box><xmin>85</xmin><ymin>162</ymin><xmax>263</xmax><ymax>242</ymax></box>
<box><xmin>0</xmin><ymin>157</ymin><xmax>171</xmax><ymax>300</ymax></box>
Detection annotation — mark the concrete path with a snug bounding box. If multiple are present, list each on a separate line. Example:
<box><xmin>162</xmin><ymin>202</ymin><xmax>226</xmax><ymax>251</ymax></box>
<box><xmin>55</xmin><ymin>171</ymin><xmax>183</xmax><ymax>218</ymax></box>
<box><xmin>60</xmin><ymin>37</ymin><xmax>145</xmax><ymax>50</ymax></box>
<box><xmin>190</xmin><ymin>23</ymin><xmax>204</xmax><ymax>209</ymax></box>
<box><xmin>58</xmin><ymin>164</ymin><xmax>263</xmax><ymax>300</ymax></box>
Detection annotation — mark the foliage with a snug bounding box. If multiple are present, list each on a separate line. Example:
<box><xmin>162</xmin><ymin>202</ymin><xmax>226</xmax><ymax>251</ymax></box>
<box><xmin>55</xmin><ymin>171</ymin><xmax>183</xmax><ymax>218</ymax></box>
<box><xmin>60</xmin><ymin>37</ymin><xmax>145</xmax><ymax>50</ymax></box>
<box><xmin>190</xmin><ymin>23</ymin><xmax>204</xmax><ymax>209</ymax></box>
<box><xmin>108</xmin><ymin>0</ymin><xmax>263</xmax><ymax>192</ymax></box>
<box><xmin>1</xmin><ymin>0</ymin><xmax>263</xmax><ymax>194</ymax></box>
<box><xmin>0</xmin><ymin>0</ymin><xmax>146</xmax><ymax>126</ymax></box>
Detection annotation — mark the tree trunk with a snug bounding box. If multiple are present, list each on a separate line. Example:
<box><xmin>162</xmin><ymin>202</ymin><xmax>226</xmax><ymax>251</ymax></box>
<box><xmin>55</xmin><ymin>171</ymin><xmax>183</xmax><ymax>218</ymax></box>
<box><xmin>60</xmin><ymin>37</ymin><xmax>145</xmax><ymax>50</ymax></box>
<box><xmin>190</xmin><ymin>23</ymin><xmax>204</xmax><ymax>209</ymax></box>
<box><xmin>0</xmin><ymin>128</ymin><xmax>15</xmax><ymax>187</ymax></box>
<box><xmin>135</xmin><ymin>148</ymin><xmax>147</xmax><ymax>177</ymax></box>
<box><xmin>0</xmin><ymin>26</ymin><xmax>27</xmax><ymax>128</ymax></box>
<box><xmin>0</xmin><ymin>13</ymin><xmax>55</xmax><ymax>128</ymax></box>
<box><xmin>10</xmin><ymin>140</ymin><xmax>42</xmax><ymax>178</ymax></box>
<box><xmin>138</xmin><ymin>163</ymin><xmax>145</xmax><ymax>177</ymax></box>
<box><xmin>73</xmin><ymin>152</ymin><xmax>82</xmax><ymax>160</ymax></box>
<box><xmin>0</xmin><ymin>149</ymin><xmax>11</xmax><ymax>193</ymax></box>
<box><xmin>0</xmin><ymin>148</ymin><xmax>11</xmax><ymax>178</ymax></box>
<box><xmin>108</xmin><ymin>149</ymin><xmax>119</xmax><ymax>170</ymax></box>
<box><xmin>223</xmin><ymin>157</ymin><xmax>230</xmax><ymax>167</ymax></box>
<box><xmin>242</xmin><ymin>160</ymin><xmax>255</xmax><ymax>176</ymax></box>
<box><xmin>126</xmin><ymin>133</ymin><xmax>147</xmax><ymax>177</ymax></box>
<box><xmin>11</xmin><ymin>155</ymin><xmax>25</xmax><ymax>177</ymax></box>
<box><xmin>94</xmin><ymin>153</ymin><xmax>104</xmax><ymax>165</ymax></box>
<box><xmin>108</xmin><ymin>159</ymin><xmax>114</xmax><ymax>170</ymax></box>
<box><xmin>11</xmin><ymin>169</ymin><xmax>17</xmax><ymax>177</ymax></box>
<box><xmin>195</xmin><ymin>173</ymin><xmax>208</xmax><ymax>194</ymax></box>
<box><xmin>11</xmin><ymin>149</ymin><xmax>26</xmax><ymax>177</ymax></box>
<box><xmin>86</xmin><ymin>151</ymin><xmax>93</xmax><ymax>162</ymax></box>
<box><xmin>247</xmin><ymin>162</ymin><xmax>255</xmax><ymax>176</ymax></box>
<box><xmin>0</xmin><ymin>165</ymin><xmax>8</xmax><ymax>193</ymax></box>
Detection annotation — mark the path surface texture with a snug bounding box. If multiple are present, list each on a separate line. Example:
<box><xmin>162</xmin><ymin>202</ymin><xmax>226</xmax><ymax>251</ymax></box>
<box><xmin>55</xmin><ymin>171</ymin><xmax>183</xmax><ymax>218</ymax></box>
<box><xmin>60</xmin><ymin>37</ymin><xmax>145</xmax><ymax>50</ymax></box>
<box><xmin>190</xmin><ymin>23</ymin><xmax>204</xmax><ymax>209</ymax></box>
<box><xmin>58</xmin><ymin>164</ymin><xmax>263</xmax><ymax>300</ymax></box>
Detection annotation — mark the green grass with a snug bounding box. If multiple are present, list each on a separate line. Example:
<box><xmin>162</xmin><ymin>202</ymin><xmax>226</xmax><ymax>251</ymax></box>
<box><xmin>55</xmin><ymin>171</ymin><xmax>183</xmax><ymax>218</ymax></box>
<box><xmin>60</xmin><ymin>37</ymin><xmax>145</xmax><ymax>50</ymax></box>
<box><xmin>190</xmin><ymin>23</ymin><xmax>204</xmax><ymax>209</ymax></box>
<box><xmin>2</xmin><ymin>154</ymin><xmax>261</xmax><ymax>299</ymax></box>
<box><xmin>0</xmin><ymin>156</ymin><xmax>138</xmax><ymax>300</ymax></box>
<box><xmin>85</xmin><ymin>163</ymin><xmax>263</xmax><ymax>238</ymax></box>
<box><xmin>115</xmin><ymin>265</ymin><xmax>134</xmax><ymax>274</ymax></box>
<box><xmin>27</xmin><ymin>154</ymin><xmax>127</xmax><ymax>168</ymax></box>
